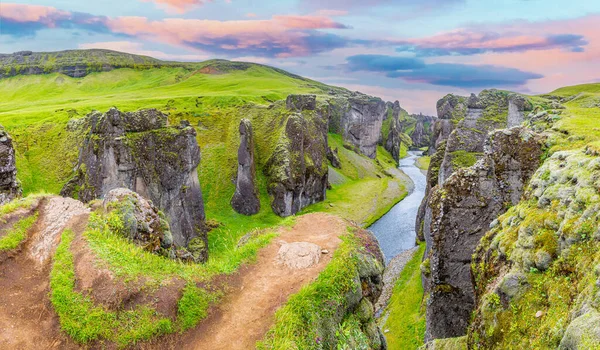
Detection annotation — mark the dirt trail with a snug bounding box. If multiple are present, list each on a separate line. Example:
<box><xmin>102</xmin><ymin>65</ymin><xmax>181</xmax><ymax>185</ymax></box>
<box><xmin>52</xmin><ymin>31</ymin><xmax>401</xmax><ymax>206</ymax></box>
<box><xmin>0</xmin><ymin>197</ymin><xmax>88</xmax><ymax>350</ymax></box>
<box><xmin>178</xmin><ymin>213</ymin><xmax>347</xmax><ymax>350</ymax></box>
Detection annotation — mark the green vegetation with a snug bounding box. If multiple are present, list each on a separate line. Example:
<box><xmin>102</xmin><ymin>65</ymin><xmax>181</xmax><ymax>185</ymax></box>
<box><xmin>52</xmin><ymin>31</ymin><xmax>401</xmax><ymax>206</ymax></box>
<box><xmin>450</xmin><ymin>150</ymin><xmax>481</xmax><ymax>169</ymax></box>
<box><xmin>415</xmin><ymin>156</ymin><xmax>431</xmax><ymax>171</ymax></box>
<box><xmin>0</xmin><ymin>213</ymin><xmax>38</xmax><ymax>251</ymax></box>
<box><xmin>0</xmin><ymin>193</ymin><xmax>43</xmax><ymax>218</ymax></box>
<box><xmin>50</xmin><ymin>228</ymin><xmax>173</xmax><ymax>346</ymax></box>
<box><xmin>468</xmin><ymin>83</ymin><xmax>600</xmax><ymax>348</ymax></box>
<box><xmin>301</xmin><ymin>135</ymin><xmax>408</xmax><ymax>226</ymax></box>
<box><xmin>381</xmin><ymin>243</ymin><xmax>426</xmax><ymax>349</ymax></box>
<box><xmin>257</xmin><ymin>228</ymin><xmax>382</xmax><ymax>349</ymax></box>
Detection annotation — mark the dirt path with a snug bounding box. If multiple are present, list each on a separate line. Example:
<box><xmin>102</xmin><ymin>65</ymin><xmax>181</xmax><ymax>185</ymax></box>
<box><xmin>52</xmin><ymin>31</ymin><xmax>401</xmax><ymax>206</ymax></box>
<box><xmin>177</xmin><ymin>213</ymin><xmax>347</xmax><ymax>350</ymax></box>
<box><xmin>0</xmin><ymin>197</ymin><xmax>89</xmax><ymax>350</ymax></box>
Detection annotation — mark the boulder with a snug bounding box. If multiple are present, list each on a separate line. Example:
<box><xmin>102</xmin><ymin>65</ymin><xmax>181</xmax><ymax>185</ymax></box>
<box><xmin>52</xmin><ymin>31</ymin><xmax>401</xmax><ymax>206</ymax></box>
<box><xmin>277</xmin><ymin>242</ymin><xmax>321</xmax><ymax>269</ymax></box>
<box><xmin>231</xmin><ymin>119</ymin><xmax>260</xmax><ymax>215</ymax></box>
<box><xmin>424</xmin><ymin>127</ymin><xmax>545</xmax><ymax>340</ymax></box>
<box><xmin>103</xmin><ymin>188</ymin><xmax>173</xmax><ymax>252</ymax></box>
<box><xmin>0</xmin><ymin>127</ymin><xmax>22</xmax><ymax>205</ymax></box>
<box><xmin>61</xmin><ymin>108</ymin><xmax>208</xmax><ymax>261</ymax></box>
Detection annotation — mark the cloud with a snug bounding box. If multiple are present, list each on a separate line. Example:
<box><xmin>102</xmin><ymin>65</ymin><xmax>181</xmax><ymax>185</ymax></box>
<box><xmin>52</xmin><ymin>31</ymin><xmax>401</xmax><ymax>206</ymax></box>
<box><xmin>302</xmin><ymin>0</ymin><xmax>463</xmax><ymax>10</ymax></box>
<box><xmin>343</xmin><ymin>54</ymin><xmax>543</xmax><ymax>88</ymax></box>
<box><xmin>139</xmin><ymin>0</ymin><xmax>212</xmax><ymax>14</ymax></box>
<box><xmin>0</xmin><ymin>4</ymin><xmax>351</xmax><ymax>57</ymax></box>
<box><xmin>345</xmin><ymin>54</ymin><xmax>425</xmax><ymax>71</ymax></box>
<box><xmin>387</xmin><ymin>63</ymin><xmax>543</xmax><ymax>88</ymax></box>
<box><xmin>396</xmin><ymin>28</ymin><xmax>589</xmax><ymax>57</ymax></box>
<box><xmin>0</xmin><ymin>3</ymin><xmax>109</xmax><ymax>37</ymax></box>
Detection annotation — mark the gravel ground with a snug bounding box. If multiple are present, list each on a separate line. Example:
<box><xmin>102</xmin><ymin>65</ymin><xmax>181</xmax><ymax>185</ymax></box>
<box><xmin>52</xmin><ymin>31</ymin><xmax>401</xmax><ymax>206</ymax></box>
<box><xmin>375</xmin><ymin>246</ymin><xmax>419</xmax><ymax>317</ymax></box>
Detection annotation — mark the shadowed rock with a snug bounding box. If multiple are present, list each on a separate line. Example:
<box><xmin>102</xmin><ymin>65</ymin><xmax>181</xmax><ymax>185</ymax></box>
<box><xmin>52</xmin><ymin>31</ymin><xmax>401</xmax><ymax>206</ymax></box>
<box><xmin>286</xmin><ymin>94</ymin><xmax>317</xmax><ymax>111</ymax></box>
<box><xmin>0</xmin><ymin>127</ymin><xmax>22</xmax><ymax>205</ymax></box>
<box><xmin>61</xmin><ymin>108</ymin><xmax>207</xmax><ymax>262</ymax></box>
<box><xmin>231</xmin><ymin>119</ymin><xmax>260</xmax><ymax>215</ymax></box>
<box><xmin>423</xmin><ymin>127</ymin><xmax>545</xmax><ymax>340</ymax></box>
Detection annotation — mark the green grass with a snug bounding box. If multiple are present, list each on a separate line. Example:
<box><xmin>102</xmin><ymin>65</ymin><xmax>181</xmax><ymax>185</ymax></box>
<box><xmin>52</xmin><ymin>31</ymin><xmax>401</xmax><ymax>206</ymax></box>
<box><xmin>381</xmin><ymin>243</ymin><xmax>426</xmax><ymax>349</ymax></box>
<box><xmin>415</xmin><ymin>156</ymin><xmax>431</xmax><ymax>171</ymax></box>
<box><xmin>0</xmin><ymin>213</ymin><xmax>38</xmax><ymax>251</ymax></box>
<box><xmin>84</xmin><ymin>210</ymin><xmax>284</xmax><ymax>285</ymax></box>
<box><xmin>50</xmin><ymin>229</ymin><xmax>174</xmax><ymax>346</ymax></box>
<box><xmin>0</xmin><ymin>193</ymin><xmax>44</xmax><ymax>218</ymax></box>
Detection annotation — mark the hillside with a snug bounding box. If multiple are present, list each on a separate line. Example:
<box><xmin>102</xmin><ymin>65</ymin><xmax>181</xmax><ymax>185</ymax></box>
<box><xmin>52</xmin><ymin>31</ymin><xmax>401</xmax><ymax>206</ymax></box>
<box><xmin>0</xmin><ymin>49</ymin><xmax>421</xmax><ymax>348</ymax></box>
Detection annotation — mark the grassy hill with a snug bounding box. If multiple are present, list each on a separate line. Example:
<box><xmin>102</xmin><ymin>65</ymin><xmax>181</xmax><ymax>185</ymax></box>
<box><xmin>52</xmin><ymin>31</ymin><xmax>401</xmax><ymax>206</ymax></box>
<box><xmin>0</xmin><ymin>49</ymin><xmax>406</xmax><ymax>267</ymax></box>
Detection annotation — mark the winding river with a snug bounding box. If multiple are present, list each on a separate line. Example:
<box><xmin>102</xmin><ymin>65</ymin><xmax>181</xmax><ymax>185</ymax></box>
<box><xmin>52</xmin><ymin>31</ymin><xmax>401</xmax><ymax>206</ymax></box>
<box><xmin>370</xmin><ymin>151</ymin><xmax>427</xmax><ymax>262</ymax></box>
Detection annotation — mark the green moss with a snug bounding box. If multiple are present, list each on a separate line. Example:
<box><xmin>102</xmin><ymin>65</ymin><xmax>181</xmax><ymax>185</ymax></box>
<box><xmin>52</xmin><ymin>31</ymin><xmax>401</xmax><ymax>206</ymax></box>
<box><xmin>382</xmin><ymin>243</ymin><xmax>426</xmax><ymax>349</ymax></box>
<box><xmin>450</xmin><ymin>150</ymin><xmax>480</xmax><ymax>169</ymax></box>
<box><xmin>0</xmin><ymin>212</ymin><xmax>38</xmax><ymax>251</ymax></box>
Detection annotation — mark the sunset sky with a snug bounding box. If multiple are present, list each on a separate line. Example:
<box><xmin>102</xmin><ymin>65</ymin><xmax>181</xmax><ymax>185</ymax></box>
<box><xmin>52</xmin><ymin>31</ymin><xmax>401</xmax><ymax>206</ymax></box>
<box><xmin>1</xmin><ymin>0</ymin><xmax>599</xmax><ymax>114</ymax></box>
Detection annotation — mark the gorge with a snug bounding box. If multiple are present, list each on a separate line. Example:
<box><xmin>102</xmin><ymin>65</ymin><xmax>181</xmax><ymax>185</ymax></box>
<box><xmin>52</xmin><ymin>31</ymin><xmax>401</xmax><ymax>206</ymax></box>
<box><xmin>0</xmin><ymin>49</ymin><xmax>599</xmax><ymax>350</ymax></box>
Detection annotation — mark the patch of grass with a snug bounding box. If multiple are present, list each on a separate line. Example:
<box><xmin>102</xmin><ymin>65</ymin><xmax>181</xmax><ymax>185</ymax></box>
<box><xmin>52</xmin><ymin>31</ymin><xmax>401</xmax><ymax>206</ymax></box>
<box><xmin>84</xmin><ymin>211</ymin><xmax>282</xmax><ymax>285</ymax></box>
<box><xmin>381</xmin><ymin>243</ymin><xmax>426</xmax><ymax>349</ymax></box>
<box><xmin>0</xmin><ymin>212</ymin><xmax>38</xmax><ymax>251</ymax></box>
<box><xmin>50</xmin><ymin>229</ymin><xmax>174</xmax><ymax>346</ymax></box>
<box><xmin>451</xmin><ymin>150</ymin><xmax>481</xmax><ymax>169</ymax></box>
<box><xmin>415</xmin><ymin>156</ymin><xmax>431</xmax><ymax>171</ymax></box>
<box><xmin>177</xmin><ymin>283</ymin><xmax>217</xmax><ymax>331</ymax></box>
<box><xmin>0</xmin><ymin>193</ymin><xmax>44</xmax><ymax>218</ymax></box>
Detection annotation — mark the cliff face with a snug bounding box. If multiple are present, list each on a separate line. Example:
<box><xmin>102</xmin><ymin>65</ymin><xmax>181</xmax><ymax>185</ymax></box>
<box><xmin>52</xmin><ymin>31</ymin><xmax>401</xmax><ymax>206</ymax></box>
<box><xmin>416</xmin><ymin>90</ymin><xmax>540</xmax><ymax>340</ymax></box>
<box><xmin>423</xmin><ymin>127</ymin><xmax>545</xmax><ymax>340</ymax></box>
<box><xmin>265</xmin><ymin>95</ymin><xmax>329</xmax><ymax>217</ymax></box>
<box><xmin>231</xmin><ymin>119</ymin><xmax>260</xmax><ymax>215</ymax></box>
<box><xmin>417</xmin><ymin>90</ymin><xmax>532</xmax><ymax>241</ymax></box>
<box><xmin>383</xmin><ymin>101</ymin><xmax>407</xmax><ymax>163</ymax></box>
<box><xmin>0</xmin><ymin>127</ymin><xmax>21</xmax><ymax>205</ymax></box>
<box><xmin>469</xmin><ymin>144</ymin><xmax>600</xmax><ymax>348</ymax></box>
<box><xmin>61</xmin><ymin>108</ymin><xmax>207</xmax><ymax>261</ymax></box>
<box><xmin>328</xmin><ymin>94</ymin><xmax>387</xmax><ymax>159</ymax></box>
<box><xmin>411</xmin><ymin>114</ymin><xmax>436</xmax><ymax>148</ymax></box>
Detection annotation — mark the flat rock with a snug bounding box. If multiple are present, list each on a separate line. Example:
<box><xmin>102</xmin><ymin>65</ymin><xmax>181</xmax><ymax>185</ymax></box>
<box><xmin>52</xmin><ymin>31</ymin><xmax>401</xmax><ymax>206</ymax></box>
<box><xmin>277</xmin><ymin>242</ymin><xmax>321</xmax><ymax>269</ymax></box>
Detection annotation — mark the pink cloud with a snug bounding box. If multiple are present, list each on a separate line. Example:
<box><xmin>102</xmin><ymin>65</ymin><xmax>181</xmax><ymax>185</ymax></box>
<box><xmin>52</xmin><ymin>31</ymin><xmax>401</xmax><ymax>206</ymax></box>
<box><xmin>105</xmin><ymin>15</ymin><xmax>349</xmax><ymax>57</ymax></box>
<box><xmin>1</xmin><ymin>3</ymin><xmax>70</xmax><ymax>25</ymax></box>
<box><xmin>139</xmin><ymin>0</ymin><xmax>212</xmax><ymax>14</ymax></box>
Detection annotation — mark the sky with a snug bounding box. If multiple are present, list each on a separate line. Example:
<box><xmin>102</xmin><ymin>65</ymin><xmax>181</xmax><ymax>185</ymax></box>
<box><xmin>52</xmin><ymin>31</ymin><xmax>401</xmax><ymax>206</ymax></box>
<box><xmin>1</xmin><ymin>0</ymin><xmax>599</xmax><ymax>114</ymax></box>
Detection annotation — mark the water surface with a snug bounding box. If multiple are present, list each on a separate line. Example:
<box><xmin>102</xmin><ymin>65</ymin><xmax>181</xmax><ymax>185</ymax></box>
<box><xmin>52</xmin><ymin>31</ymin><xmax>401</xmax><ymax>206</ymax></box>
<box><xmin>369</xmin><ymin>151</ymin><xmax>427</xmax><ymax>262</ymax></box>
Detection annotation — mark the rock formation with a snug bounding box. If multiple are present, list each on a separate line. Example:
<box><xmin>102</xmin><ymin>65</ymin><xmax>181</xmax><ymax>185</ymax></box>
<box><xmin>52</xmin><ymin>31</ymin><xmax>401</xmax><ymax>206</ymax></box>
<box><xmin>265</xmin><ymin>95</ymin><xmax>329</xmax><ymax>217</ymax></box>
<box><xmin>423</xmin><ymin>127</ymin><xmax>545</xmax><ymax>340</ymax></box>
<box><xmin>0</xmin><ymin>127</ymin><xmax>22</xmax><ymax>205</ymax></box>
<box><xmin>410</xmin><ymin>114</ymin><xmax>436</xmax><ymax>148</ymax></box>
<box><xmin>103</xmin><ymin>188</ymin><xmax>174</xmax><ymax>253</ymax></box>
<box><xmin>468</xmin><ymin>145</ymin><xmax>600</xmax><ymax>348</ymax></box>
<box><xmin>231</xmin><ymin>119</ymin><xmax>260</xmax><ymax>215</ymax></box>
<box><xmin>326</xmin><ymin>147</ymin><xmax>341</xmax><ymax>169</ymax></box>
<box><xmin>383</xmin><ymin>101</ymin><xmax>408</xmax><ymax>163</ymax></box>
<box><xmin>61</xmin><ymin>108</ymin><xmax>207</xmax><ymax>261</ymax></box>
<box><xmin>328</xmin><ymin>94</ymin><xmax>387</xmax><ymax>159</ymax></box>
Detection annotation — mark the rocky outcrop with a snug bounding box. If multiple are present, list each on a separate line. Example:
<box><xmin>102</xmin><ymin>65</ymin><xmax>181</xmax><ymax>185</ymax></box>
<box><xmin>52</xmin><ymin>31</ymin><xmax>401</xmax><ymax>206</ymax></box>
<box><xmin>411</xmin><ymin>114</ymin><xmax>436</xmax><ymax>148</ymax></box>
<box><xmin>286</xmin><ymin>94</ymin><xmax>317</xmax><ymax>112</ymax></box>
<box><xmin>103</xmin><ymin>188</ymin><xmax>174</xmax><ymax>252</ymax></box>
<box><xmin>265</xmin><ymin>96</ymin><xmax>328</xmax><ymax>217</ymax></box>
<box><xmin>231</xmin><ymin>119</ymin><xmax>260</xmax><ymax>215</ymax></box>
<box><xmin>384</xmin><ymin>102</ymin><xmax>404</xmax><ymax>162</ymax></box>
<box><xmin>328</xmin><ymin>94</ymin><xmax>387</xmax><ymax>159</ymax></box>
<box><xmin>326</xmin><ymin>147</ymin><xmax>341</xmax><ymax>169</ymax></box>
<box><xmin>468</xmin><ymin>145</ymin><xmax>600</xmax><ymax>348</ymax></box>
<box><xmin>0</xmin><ymin>127</ymin><xmax>21</xmax><ymax>205</ymax></box>
<box><xmin>423</xmin><ymin>127</ymin><xmax>545</xmax><ymax>340</ymax></box>
<box><xmin>417</xmin><ymin>90</ymin><xmax>531</xmax><ymax>241</ymax></box>
<box><xmin>61</xmin><ymin>108</ymin><xmax>207</xmax><ymax>261</ymax></box>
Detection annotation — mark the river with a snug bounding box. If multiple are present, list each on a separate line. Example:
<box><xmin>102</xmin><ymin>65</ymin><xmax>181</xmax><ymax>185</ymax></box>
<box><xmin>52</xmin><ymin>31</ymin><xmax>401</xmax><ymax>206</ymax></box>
<box><xmin>369</xmin><ymin>151</ymin><xmax>427</xmax><ymax>263</ymax></box>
